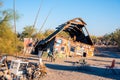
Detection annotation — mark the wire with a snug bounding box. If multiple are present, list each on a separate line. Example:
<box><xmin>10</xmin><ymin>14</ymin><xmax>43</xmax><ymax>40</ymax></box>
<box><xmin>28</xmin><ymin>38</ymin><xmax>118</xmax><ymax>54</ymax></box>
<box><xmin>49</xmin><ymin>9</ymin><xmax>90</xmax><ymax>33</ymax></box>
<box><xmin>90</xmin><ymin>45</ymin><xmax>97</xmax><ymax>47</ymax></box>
<box><xmin>39</xmin><ymin>9</ymin><xmax>52</xmax><ymax>33</ymax></box>
<box><xmin>33</xmin><ymin>0</ymin><xmax>43</xmax><ymax>28</ymax></box>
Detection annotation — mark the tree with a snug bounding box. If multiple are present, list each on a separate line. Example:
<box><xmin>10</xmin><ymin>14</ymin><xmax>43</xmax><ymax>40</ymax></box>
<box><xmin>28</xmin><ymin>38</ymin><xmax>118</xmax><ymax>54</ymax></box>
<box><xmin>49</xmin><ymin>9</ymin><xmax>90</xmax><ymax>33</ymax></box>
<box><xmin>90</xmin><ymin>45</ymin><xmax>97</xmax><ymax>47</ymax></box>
<box><xmin>0</xmin><ymin>13</ymin><xmax>17</xmax><ymax>54</ymax></box>
<box><xmin>43</xmin><ymin>29</ymin><xmax>55</xmax><ymax>38</ymax></box>
<box><xmin>0</xmin><ymin>1</ymin><xmax>21</xmax><ymax>55</ymax></box>
<box><xmin>113</xmin><ymin>28</ymin><xmax>120</xmax><ymax>47</ymax></box>
<box><xmin>35</xmin><ymin>32</ymin><xmax>44</xmax><ymax>40</ymax></box>
<box><xmin>90</xmin><ymin>35</ymin><xmax>98</xmax><ymax>44</ymax></box>
<box><xmin>21</xmin><ymin>25</ymin><xmax>36</xmax><ymax>38</ymax></box>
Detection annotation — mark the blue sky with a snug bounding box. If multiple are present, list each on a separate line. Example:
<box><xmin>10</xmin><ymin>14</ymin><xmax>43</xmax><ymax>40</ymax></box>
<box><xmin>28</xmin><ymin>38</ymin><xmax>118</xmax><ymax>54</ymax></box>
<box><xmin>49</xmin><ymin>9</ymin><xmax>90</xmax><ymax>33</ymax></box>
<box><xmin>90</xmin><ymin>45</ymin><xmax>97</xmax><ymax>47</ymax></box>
<box><xmin>2</xmin><ymin>0</ymin><xmax>120</xmax><ymax>36</ymax></box>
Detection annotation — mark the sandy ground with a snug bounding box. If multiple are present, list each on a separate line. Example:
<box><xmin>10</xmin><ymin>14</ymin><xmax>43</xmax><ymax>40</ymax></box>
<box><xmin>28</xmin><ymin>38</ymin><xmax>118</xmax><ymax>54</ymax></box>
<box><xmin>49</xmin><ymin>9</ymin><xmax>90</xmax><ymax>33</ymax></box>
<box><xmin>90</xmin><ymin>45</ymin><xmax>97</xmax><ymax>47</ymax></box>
<box><xmin>7</xmin><ymin>47</ymin><xmax>120</xmax><ymax>80</ymax></box>
<box><xmin>43</xmin><ymin>47</ymin><xmax>120</xmax><ymax>80</ymax></box>
<box><xmin>42</xmin><ymin>56</ymin><xmax>120</xmax><ymax>80</ymax></box>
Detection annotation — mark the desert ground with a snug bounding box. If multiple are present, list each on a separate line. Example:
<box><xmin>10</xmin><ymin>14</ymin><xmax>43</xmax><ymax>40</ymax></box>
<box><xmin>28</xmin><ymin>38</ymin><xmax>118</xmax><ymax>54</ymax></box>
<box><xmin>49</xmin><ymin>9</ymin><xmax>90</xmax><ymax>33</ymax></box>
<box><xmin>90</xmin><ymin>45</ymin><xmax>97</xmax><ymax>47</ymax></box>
<box><xmin>42</xmin><ymin>47</ymin><xmax>120</xmax><ymax>80</ymax></box>
<box><xmin>7</xmin><ymin>47</ymin><xmax>120</xmax><ymax>80</ymax></box>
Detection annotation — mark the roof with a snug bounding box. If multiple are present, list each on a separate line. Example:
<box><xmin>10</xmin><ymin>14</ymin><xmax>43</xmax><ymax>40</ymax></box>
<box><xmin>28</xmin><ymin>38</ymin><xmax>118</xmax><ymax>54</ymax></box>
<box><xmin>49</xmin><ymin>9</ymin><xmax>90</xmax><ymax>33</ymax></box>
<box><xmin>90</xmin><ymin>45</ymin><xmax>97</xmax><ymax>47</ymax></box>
<box><xmin>37</xmin><ymin>18</ymin><xmax>93</xmax><ymax>46</ymax></box>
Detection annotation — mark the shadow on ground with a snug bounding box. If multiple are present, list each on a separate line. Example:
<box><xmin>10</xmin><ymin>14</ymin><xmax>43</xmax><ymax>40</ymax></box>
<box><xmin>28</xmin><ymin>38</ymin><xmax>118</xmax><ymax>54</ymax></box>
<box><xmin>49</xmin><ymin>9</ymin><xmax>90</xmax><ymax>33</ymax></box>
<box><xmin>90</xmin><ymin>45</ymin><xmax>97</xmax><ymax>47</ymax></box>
<box><xmin>95</xmin><ymin>51</ymin><xmax>120</xmax><ymax>59</ymax></box>
<box><xmin>95</xmin><ymin>47</ymin><xmax>120</xmax><ymax>59</ymax></box>
<box><xmin>45</xmin><ymin>63</ymin><xmax>120</xmax><ymax>80</ymax></box>
<box><xmin>88</xmin><ymin>58</ymin><xmax>120</xmax><ymax>65</ymax></box>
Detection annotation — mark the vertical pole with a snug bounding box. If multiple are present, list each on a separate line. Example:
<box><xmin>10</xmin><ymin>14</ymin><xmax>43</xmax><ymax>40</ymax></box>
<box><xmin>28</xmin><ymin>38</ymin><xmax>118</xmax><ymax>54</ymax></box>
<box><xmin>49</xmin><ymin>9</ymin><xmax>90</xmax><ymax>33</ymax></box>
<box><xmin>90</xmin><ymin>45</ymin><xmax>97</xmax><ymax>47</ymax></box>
<box><xmin>13</xmin><ymin>0</ymin><xmax>17</xmax><ymax>59</ymax></box>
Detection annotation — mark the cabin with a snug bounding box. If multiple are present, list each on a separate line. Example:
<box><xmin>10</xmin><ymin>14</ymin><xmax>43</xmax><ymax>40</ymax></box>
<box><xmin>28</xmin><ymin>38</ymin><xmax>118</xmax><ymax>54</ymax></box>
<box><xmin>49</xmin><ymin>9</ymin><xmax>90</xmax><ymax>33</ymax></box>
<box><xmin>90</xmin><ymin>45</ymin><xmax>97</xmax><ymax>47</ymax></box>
<box><xmin>54</xmin><ymin>36</ymin><xmax>94</xmax><ymax>57</ymax></box>
<box><xmin>35</xmin><ymin>18</ymin><xmax>94</xmax><ymax>57</ymax></box>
